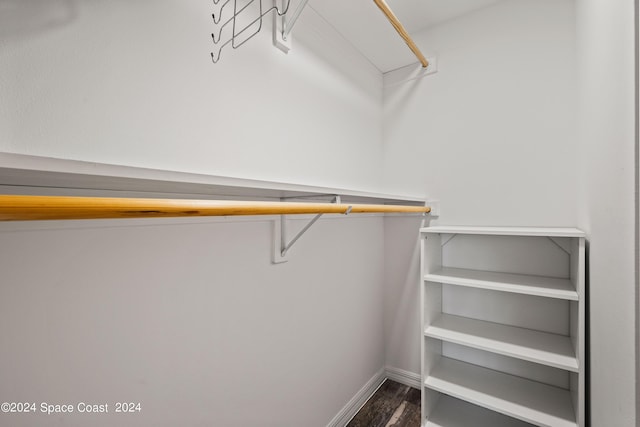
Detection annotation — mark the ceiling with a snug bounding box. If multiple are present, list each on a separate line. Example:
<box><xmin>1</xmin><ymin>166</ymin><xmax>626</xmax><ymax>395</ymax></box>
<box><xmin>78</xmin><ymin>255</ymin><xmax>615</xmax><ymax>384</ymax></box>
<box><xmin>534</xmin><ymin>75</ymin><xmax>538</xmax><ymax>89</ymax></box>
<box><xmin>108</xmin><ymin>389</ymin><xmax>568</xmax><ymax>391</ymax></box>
<box><xmin>307</xmin><ymin>0</ymin><xmax>505</xmax><ymax>73</ymax></box>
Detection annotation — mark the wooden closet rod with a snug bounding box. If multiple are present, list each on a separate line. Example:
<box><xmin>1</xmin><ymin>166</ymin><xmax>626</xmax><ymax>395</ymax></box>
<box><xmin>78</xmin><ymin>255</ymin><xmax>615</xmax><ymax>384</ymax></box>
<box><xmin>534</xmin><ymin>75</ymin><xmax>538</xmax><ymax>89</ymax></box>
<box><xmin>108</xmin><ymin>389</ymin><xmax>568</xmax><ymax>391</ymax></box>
<box><xmin>373</xmin><ymin>0</ymin><xmax>428</xmax><ymax>68</ymax></box>
<box><xmin>0</xmin><ymin>195</ymin><xmax>430</xmax><ymax>221</ymax></box>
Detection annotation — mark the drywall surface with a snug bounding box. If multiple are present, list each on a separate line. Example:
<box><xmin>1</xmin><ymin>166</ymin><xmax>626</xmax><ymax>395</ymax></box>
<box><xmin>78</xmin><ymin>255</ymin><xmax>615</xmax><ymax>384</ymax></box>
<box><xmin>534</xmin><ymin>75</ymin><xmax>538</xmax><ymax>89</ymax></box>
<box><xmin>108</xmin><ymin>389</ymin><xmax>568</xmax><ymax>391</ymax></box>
<box><xmin>0</xmin><ymin>3</ymin><xmax>391</xmax><ymax>424</ymax></box>
<box><xmin>0</xmin><ymin>215</ymin><xmax>385</xmax><ymax>427</ymax></box>
<box><xmin>383</xmin><ymin>215</ymin><xmax>423</xmax><ymax>376</ymax></box>
<box><xmin>0</xmin><ymin>0</ymin><xmax>383</xmax><ymax>192</ymax></box>
<box><xmin>382</xmin><ymin>0</ymin><xmax>579</xmax><ymax>376</ymax></box>
<box><xmin>382</xmin><ymin>0</ymin><xmax>578</xmax><ymax>226</ymax></box>
<box><xmin>576</xmin><ymin>0</ymin><xmax>637</xmax><ymax>425</ymax></box>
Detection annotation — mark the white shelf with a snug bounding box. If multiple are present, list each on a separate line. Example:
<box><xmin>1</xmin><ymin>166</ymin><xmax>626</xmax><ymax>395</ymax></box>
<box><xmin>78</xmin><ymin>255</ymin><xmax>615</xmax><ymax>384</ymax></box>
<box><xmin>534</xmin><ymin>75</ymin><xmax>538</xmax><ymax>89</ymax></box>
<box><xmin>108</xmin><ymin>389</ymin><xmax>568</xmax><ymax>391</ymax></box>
<box><xmin>0</xmin><ymin>153</ymin><xmax>426</xmax><ymax>204</ymax></box>
<box><xmin>424</xmin><ymin>267</ymin><xmax>578</xmax><ymax>300</ymax></box>
<box><xmin>425</xmin><ymin>357</ymin><xmax>577</xmax><ymax>427</ymax></box>
<box><xmin>421</xmin><ymin>226</ymin><xmax>585</xmax><ymax>238</ymax></box>
<box><xmin>425</xmin><ymin>314</ymin><xmax>578</xmax><ymax>372</ymax></box>
<box><xmin>426</xmin><ymin>395</ymin><xmax>534</xmax><ymax>427</ymax></box>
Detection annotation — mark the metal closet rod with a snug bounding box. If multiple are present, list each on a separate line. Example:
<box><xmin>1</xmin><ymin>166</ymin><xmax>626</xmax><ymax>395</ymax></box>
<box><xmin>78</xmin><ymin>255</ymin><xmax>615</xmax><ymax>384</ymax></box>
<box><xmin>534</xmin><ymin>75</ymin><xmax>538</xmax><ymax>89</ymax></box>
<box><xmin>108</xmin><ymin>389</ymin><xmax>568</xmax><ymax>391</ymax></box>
<box><xmin>0</xmin><ymin>195</ymin><xmax>431</xmax><ymax>221</ymax></box>
<box><xmin>373</xmin><ymin>0</ymin><xmax>428</xmax><ymax>68</ymax></box>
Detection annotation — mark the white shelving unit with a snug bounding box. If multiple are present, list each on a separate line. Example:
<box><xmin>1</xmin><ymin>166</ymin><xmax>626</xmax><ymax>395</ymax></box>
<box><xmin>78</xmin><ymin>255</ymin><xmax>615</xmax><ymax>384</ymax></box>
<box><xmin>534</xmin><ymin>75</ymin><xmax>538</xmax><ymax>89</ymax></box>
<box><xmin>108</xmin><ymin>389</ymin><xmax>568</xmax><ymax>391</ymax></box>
<box><xmin>420</xmin><ymin>226</ymin><xmax>585</xmax><ymax>427</ymax></box>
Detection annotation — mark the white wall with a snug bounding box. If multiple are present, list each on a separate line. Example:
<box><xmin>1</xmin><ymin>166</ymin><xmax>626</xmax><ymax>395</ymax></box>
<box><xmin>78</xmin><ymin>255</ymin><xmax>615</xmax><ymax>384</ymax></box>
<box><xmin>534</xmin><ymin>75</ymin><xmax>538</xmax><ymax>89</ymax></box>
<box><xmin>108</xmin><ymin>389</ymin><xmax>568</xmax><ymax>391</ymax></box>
<box><xmin>0</xmin><ymin>0</ymin><xmax>383</xmax><ymax>192</ymax></box>
<box><xmin>383</xmin><ymin>215</ymin><xmax>423</xmax><ymax>377</ymax></box>
<box><xmin>0</xmin><ymin>1</ymin><xmax>390</xmax><ymax>426</ymax></box>
<box><xmin>576</xmin><ymin>0</ymin><xmax>637</xmax><ymax>425</ymax></box>
<box><xmin>382</xmin><ymin>0</ymin><xmax>579</xmax><ymax>374</ymax></box>
<box><xmin>0</xmin><ymin>215</ymin><xmax>385</xmax><ymax>427</ymax></box>
<box><xmin>3</xmin><ymin>0</ymin><xmax>637</xmax><ymax>425</ymax></box>
<box><xmin>382</xmin><ymin>0</ymin><xmax>578</xmax><ymax>226</ymax></box>
<box><xmin>382</xmin><ymin>1</ymin><xmax>639</xmax><ymax>425</ymax></box>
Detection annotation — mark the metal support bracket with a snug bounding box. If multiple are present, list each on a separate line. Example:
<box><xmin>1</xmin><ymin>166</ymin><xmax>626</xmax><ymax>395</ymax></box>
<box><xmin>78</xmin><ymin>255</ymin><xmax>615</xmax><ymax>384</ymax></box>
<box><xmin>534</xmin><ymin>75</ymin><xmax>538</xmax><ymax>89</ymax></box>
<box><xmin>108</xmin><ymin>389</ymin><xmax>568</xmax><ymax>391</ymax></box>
<box><xmin>441</xmin><ymin>233</ymin><xmax>457</xmax><ymax>247</ymax></box>
<box><xmin>548</xmin><ymin>237</ymin><xmax>572</xmax><ymax>255</ymax></box>
<box><xmin>273</xmin><ymin>0</ymin><xmax>310</xmax><ymax>54</ymax></box>
<box><xmin>272</xmin><ymin>195</ymin><xmax>346</xmax><ymax>264</ymax></box>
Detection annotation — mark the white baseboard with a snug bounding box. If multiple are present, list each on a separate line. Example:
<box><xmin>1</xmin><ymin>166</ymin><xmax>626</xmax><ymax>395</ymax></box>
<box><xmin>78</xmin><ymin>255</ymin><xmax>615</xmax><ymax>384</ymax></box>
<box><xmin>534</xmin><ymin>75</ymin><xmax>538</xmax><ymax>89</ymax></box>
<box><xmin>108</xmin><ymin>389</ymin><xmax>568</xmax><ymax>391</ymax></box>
<box><xmin>326</xmin><ymin>366</ymin><xmax>421</xmax><ymax>427</ymax></box>
<box><xmin>384</xmin><ymin>366</ymin><xmax>421</xmax><ymax>389</ymax></box>
<box><xmin>326</xmin><ymin>368</ymin><xmax>386</xmax><ymax>427</ymax></box>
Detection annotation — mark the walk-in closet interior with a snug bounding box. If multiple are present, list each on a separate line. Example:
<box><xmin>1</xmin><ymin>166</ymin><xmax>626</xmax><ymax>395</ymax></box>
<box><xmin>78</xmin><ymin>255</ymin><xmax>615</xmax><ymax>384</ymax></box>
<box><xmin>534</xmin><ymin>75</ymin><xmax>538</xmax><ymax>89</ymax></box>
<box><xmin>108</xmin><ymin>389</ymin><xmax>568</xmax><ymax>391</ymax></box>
<box><xmin>0</xmin><ymin>0</ymin><xmax>636</xmax><ymax>426</ymax></box>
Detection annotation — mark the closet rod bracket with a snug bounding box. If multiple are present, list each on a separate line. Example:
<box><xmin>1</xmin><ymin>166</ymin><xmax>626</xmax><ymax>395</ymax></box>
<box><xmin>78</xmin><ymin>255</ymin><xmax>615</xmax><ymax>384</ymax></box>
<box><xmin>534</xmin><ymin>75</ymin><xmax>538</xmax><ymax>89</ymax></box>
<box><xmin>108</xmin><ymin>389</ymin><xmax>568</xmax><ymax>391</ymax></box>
<box><xmin>273</xmin><ymin>0</ymin><xmax>310</xmax><ymax>53</ymax></box>
<box><xmin>273</xmin><ymin>195</ymin><xmax>347</xmax><ymax>263</ymax></box>
<box><xmin>426</xmin><ymin>200</ymin><xmax>440</xmax><ymax>217</ymax></box>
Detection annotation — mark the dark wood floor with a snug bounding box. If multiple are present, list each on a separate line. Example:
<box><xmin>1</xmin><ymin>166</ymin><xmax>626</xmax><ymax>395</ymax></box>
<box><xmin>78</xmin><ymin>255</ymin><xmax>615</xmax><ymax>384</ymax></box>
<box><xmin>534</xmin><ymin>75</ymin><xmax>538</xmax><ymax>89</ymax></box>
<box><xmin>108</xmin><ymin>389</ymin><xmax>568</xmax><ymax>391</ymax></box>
<box><xmin>347</xmin><ymin>380</ymin><xmax>421</xmax><ymax>427</ymax></box>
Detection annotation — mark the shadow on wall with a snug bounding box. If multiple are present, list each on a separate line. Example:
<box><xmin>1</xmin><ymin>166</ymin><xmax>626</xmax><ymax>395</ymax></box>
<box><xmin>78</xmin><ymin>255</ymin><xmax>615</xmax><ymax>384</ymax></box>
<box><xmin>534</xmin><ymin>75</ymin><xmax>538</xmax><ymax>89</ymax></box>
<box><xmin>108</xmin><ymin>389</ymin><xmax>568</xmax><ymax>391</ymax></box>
<box><xmin>0</xmin><ymin>0</ymin><xmax>76</xmax><ymax>40</ymax></box>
